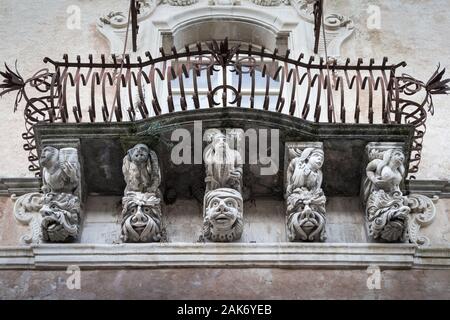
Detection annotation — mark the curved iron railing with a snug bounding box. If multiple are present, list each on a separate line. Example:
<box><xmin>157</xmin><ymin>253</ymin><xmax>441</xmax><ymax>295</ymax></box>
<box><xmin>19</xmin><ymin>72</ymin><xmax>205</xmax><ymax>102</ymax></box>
<box><xmin>1</xmin><ymin>39</ymin><xmax>448</xmax><ymax>176</ymax></box>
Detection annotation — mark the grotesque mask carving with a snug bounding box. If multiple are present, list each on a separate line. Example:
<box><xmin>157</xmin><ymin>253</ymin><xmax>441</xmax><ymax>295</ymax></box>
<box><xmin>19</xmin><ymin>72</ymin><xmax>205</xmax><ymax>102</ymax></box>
<box><xmin>203</xmin><ymin>188</ymin><xmax>243</xmax><ymax>242</ymax></box>
<box><xmin>286</xmin><ymin>188</ymin><xmax>327</xmax><ymax>242</ymax></box>
<box><xmin>285</xmin><ymin>145</ymin><xmax>327</xmax><ymax>242</ymax></box>
<box><xmin>366</xmin><ymin>190</ymin><xmax>410</xmax><ymax>242</ymax></box>
<box><xmin>40</xmin><ymin>192</ymin><xmax>80</xmax><ymax>242</ymax></box>
<box><xmin>121</xmin><ymin>192</ymin><xmax>162</xmax><ymax>242</ymax></box>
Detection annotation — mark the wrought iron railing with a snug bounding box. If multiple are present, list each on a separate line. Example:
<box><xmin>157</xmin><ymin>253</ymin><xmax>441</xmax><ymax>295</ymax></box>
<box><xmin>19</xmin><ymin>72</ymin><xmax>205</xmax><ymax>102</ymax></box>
<box><xmin>1</xmin><ymin>39</ymin><xmax>448</xmax><ymax>176</ymax></box>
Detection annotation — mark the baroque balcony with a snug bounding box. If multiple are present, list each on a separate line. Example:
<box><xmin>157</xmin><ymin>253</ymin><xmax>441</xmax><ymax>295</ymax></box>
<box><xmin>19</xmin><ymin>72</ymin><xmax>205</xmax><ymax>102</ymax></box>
<box><xmin>1</xmin><ymin>39</ymin><xmax>447</xmax><ymax>178</ymax></box>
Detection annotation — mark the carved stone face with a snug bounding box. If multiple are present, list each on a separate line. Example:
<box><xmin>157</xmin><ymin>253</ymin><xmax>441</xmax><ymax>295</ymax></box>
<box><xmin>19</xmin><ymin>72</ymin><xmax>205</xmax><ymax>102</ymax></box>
<box><xmin>40</xmin><ymin>193</ymin><xmax>80</xmax><ymax>242</ymax></box>
<box><xmin>367</xmin><ymin>190</ymin><xmax>410</xmax><ymax>242</ymax></box>
<box><xmin>208</xmin><ymin>196</ymin><xmax>239</xmax><ymax>230</ymax></box>
<box><xmin>121</xmin><ymin>192</ymin><xmax>161</xmax><ymax>242</ymax></box>
<box><xmin>287</xmin><ymin>192</ymin><xmax>326</xmax><ymax>242</ymax></box>
<box><xmin>308</xmin><ymin>151</ymin><xmax>324</xmax><ymax>171</ymax></box>
<box><xmin>40</xmin><ymin>146</ymin><xmax>59</xmax><ymax>168</ymax></box>
<box><xmin>129</xmin><ymin>144</ymin><xmax>149</xmax><ymax>164</ymax></box>
<box><xmin>390</xmin><ymin>150</ymin><xmax>405</xmax><ymax>168</ymax></box>
<box><xmin>204</xmin><ymin>188</ymin><xmax>243</xmax><ymax>242</ymax></box>
<box><xmin>212</xmin><ymin>134</ymin><xmax>227</xmax><ymax>152</ymax></box>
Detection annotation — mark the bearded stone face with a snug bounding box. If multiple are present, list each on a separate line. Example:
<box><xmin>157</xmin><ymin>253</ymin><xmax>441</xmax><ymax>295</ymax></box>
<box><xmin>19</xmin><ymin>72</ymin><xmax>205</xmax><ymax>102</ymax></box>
<box><xmin>203</xmin><ymin>188</ymin><xmax>243</xmax><ymax>242</ymax></box>
<box><xmin>121</xmin><ymin>192</ymin><xmax>162</xmax><ymax>242</ymax></box>
<box><xmin>40</xmin><ymin>193</ymin><xmax>80</xmax><ymax>242</ymax></box>
<box><xmin>212</xmin><ymin>134</ymin><xmax>227</xmax><ymax>153</ymax></box>
<box><xmin>367</xmin><ymin>190</ymin><xmax>410</xmax><ymax>242</ymax></box>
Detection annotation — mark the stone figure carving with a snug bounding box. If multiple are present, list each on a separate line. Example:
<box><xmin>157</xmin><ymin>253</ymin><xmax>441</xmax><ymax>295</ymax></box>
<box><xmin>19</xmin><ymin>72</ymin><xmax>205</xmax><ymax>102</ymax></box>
<box><xmin>121</xmin><ymin>191</ymin><xmax>162</xmax><ymax>242</ymax></box>
<box><xmin>362</xmin><ymin>144</ymin><xmax>437</xmax><ymax>245</ymax></box>
<box><xmin>41</xmin><ymin>146</ymin><xmax>80</xmax><ymax>197</ymax></box>
<box><xmin>364</xmin><ymin>149</ymin><xmax>405</xmax><ymax>196</ymax></box>
<box><xmin>40</xmin><ymin>192</ymin><xmax>81</xmax><ymax>242</ymax></box>
<box><xmin>363</xmin><ymin>148</ymin><xmax>409</xmax><ymax>242</ymax></box>
<box><xmin>122</xmin><ymin>143</ymin><xmax>161</xmax><ymax>194</ymax></box>
<box><xmin>285</xmin><ymin>145</ymin><xmax>327</xmax><ymax>242</ymax></box>
<box><xmin>121</xmin><ymin>143</ymin><xmax>163</xmax><ymax>242</ymax></box>
<box><xmin>204</xmin><ymin>130</ymin><xmax>243</xmax><ymax>193</ymax></box>
<box><xmin>39</xmin><ymin>146</ymin><xmax>82</xmax><ymax>242</ymax></box>
<box><xmin>203</xmin><ymin>188</ymin><xmax>244</xmax><ymax>242</ymax></box>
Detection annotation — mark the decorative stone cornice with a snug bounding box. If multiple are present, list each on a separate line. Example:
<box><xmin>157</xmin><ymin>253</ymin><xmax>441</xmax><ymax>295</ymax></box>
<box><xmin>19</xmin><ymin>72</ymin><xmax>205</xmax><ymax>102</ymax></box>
<box><xmin>0</xmin><ymin>243</ymin><xmax>449</xmax><ymax>270</ymax></box>
<box><xmin>0</xmin><ymin>177</ymin><xmax>40</xmax><ymax>196</ymax></box>
<box><xmin>406</xmin><ymin>180</ymin><xmax>450</xmax><ymax>198</ymax></box>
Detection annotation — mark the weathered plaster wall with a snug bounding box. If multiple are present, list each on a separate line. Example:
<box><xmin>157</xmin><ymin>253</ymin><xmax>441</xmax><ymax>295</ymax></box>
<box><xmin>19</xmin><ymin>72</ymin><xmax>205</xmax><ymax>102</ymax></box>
<box><xmin>0</xmin><ymin>268</ymin><xmax>449</xmax><ymax>299</ymax></box>
<box><xmin>328</xmin><ymin>0</ymin><xmax>450</xmax><ymax>180</ymax></box>
<box><xmin>0</xmin><ymin>0</ymin><xmax>126</xmax><ymax>177</ymax></box>
<box><xmin>0</xmin><ymin>197</ymin><xmax>28</xmax><ymax>246</ymax></box>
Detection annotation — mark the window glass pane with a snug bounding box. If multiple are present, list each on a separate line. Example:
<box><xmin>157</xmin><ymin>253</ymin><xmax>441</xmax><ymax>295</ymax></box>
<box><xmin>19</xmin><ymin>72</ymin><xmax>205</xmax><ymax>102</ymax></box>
<box><xmin>230</xmin><ymin>64</ymin><xmax>279</xmax><ymax>91</ymax></box>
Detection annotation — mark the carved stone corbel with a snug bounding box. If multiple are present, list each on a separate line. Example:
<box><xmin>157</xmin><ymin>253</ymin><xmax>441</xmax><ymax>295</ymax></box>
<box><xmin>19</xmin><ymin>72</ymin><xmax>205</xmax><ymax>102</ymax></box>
<box><xmin>201</xmin><ymin>129</ymin><xmax>244</xmax><ymax>242</ymax></box>
<box><xmin>362</xmin><ymin>142</ymin><xmax>437</xmax><ymax>246</ymax></box>
<box><xmin>121</xmin><ymin>143</ymin><xmax>164</xmax><ymax>242</ymax></box>
<box><xmin>12</xmin><ymin>146</ymin><xmax>83</xmax><ymax>243</ymax></box>
<box><xmin>406</xmin><ymin>193</ymin><xmax>438</xmax><ymax>247</ymax></box>
<box><xmin>39</xmin><ymin>146</ymin><xmax>82</xmax><ymax>242</ymax></box>
<box><xmin>284</xmin><ymin>142</ymin><xmax>327</xmax><ymax>242</ymax></box>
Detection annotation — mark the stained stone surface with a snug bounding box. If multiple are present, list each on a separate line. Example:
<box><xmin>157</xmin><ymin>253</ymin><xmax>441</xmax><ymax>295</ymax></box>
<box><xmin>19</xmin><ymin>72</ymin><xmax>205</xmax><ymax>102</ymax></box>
<box><xmin>0</xmin><ymin>197</ymin><xmax>27</xmax><ymax>245</ymax></box>
<box><xmin>80</xmin><ymin>196</ymin><xmax>122</xmax><ymax>244</ymax></box>
<box><xmin>0</xmin><ymin>268</ymin><xmax>448</xmax><ymax>299</ymax></box>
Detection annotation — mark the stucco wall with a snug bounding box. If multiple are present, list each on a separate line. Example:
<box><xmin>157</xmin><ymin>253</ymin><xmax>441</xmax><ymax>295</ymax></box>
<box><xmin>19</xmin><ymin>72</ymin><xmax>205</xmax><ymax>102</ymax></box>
<box><xmin>0</xmin><ymin>268</ymin><xmax>449</xmax><ymax>299</ymax></box>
